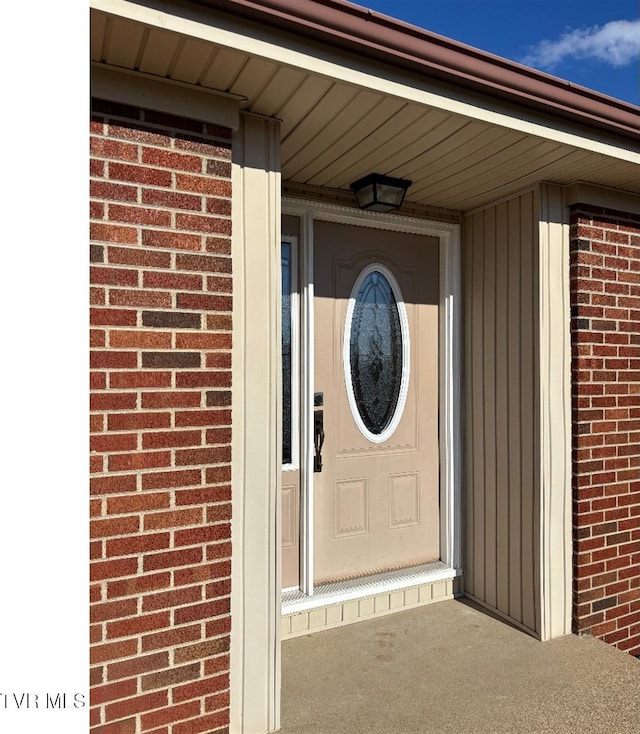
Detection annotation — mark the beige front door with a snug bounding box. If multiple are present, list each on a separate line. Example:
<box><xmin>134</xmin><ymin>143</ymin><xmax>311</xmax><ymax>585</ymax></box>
<box><xmin>313</xmin><ymin>220</ymin><xmax>440</xmax><ymax>584</ymax></box>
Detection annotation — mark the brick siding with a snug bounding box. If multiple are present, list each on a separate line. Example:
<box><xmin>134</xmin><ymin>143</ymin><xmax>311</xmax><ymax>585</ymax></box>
<box><xmin>90</xmin><ymin>99</ymin><xmax>233</xmax><ymax>732</ymax></box>
<box><xmin>570</xmin><ymin>204</ymin><xmax>640</xmax><ymax>656</ymax></box>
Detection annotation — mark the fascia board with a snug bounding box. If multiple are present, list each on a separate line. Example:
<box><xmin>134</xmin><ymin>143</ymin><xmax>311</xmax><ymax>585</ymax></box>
<box><xmin>564</xmin><ymin>182</ymin><xmax>640</xmax><ymax>215</ymax></box>
<box><xmin>91</xmin><ymin>64</ymin><xmax>241</xmax><ymax>130</ymax></box>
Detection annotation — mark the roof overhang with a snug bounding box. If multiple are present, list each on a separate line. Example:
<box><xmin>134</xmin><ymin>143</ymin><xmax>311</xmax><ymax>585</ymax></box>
<box><xmin>195</xmin><ymin>0</ymin><xmax>640</xmax><ymax>141</ymax></box>
<box><xmin>90</xmin><ymin>0</ymin><xmax>640</xmax><ymax>212</ymax></box>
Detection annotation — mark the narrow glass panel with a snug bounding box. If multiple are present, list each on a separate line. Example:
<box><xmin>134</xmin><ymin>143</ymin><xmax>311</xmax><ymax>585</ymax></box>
<box><xmin>281</xmin><ymin>242</ymin><xmax>292</xmax><ymax>465</ymax></box>
<box><xmin>349</xmin><ymin>270</ymin><xmax>403</xmax><ymax>435</ymax></box>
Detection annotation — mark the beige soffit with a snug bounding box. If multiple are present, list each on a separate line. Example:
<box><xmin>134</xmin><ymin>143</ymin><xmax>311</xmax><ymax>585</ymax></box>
<box><xmin>91</xmin><ymin>1</ymin><xmax>640</xmax><ymax>212</ymax></box>
<box><xmin>90</xmin><ymin>0</ymin><xmax>640</xmax><ymax>163</ymax></box>
<box><xmin>195</xmin><ymin>0</ymin><xmax>640</xmax><ymax>142</ymax></box>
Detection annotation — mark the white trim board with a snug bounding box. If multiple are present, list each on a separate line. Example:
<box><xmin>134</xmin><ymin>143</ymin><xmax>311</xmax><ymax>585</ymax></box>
<box><xmin>91</xmin><ymin>63</ymin><xmax>240</xmax><ymax>129</ymax></box>
<box><xmin>283</xmin><ymin>561</ymin><xmax>458</xmax><ymax>614</ymax></box>
<box><xmin>230</xmin><ymin>114</ymin><xmax>282</xmax><ymax>734</ymax></box>
<box><xmin>283</xmin><ymin>575</ymin><xmax>462</xmax><ymax>640</ymax></box>
<box><xmin>564</xmin><ymin>181</ymin><xmax>640</xmax><ymax>215</ymax></box>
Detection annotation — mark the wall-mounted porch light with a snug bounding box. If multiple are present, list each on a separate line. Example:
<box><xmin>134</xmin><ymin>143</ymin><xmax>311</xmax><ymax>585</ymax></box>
<box><xmin>349</xmin><ymin>173</ymin><xmax>412</xmax><ymax>213</ymax></box>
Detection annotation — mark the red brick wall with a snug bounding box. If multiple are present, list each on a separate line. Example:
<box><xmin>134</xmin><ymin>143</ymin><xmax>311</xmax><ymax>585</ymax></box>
<box><xmin>570</xmin><ymin>204</ymin><xmax>640</xmax><ymax>656</ymax></box>
<box><xmin>90</xmin><ymin>99</ymin><xmax>233</xmax><ymax>732</ymax></box>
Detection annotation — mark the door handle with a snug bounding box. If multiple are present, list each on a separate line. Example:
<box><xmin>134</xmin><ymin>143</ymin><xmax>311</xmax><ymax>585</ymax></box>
<box><xmin>314</xmin><ymin>409</ymin><xmax>325</xmax><ymax>472</ymax></box>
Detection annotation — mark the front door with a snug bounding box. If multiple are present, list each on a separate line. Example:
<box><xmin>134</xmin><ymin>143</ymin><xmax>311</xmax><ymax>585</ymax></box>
<box><xmin>313</xmin><ymin>220</ymin><xmax>440</xmax><ymax>584</ymax></box>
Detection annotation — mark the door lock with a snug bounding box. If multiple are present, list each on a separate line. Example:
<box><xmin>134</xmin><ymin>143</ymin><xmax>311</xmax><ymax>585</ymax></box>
<box><xmin>313</xmin><ymin>409</ymin><xmax>325</xmax><ymax>472</ymax></box>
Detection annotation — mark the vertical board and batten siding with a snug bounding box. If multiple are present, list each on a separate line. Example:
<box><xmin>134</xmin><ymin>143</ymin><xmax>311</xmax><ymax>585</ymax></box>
<box><xmin>463</xmin><ymin>189</ymin><xmax>540</xmax><ymax>636</ymax></box>
<box><xmin>463</xmin><ymin>184</ymin><xmax>572</xmax><ymax>640</ymax></box>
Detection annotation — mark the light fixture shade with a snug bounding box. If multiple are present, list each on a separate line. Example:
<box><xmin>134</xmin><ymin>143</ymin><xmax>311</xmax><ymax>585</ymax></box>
<box><xmin>350</xmin><ymin>173</ymin><xmax>412</xmax><ymax>212</ymax></box>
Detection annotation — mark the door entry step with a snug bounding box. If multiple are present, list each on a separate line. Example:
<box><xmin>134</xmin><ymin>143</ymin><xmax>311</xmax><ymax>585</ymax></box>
<box><xmin>282</xmin><ymin>562</ymin><xmax>462</xmax><ymax>639</ymax></box>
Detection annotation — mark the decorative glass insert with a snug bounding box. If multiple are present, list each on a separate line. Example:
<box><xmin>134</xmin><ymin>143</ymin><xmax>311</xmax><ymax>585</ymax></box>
<box><xmin>346</xmin><ymin>266</ymin><xmax>408</xmax><ymax>439</ymax></box>
<box><xmin>281</xmin><ymin>242</ymin><xmax>292</xmax><ymax>465</ymax></box>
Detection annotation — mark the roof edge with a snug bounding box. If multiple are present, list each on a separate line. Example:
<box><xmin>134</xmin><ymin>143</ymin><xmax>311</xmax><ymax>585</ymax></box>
<box><xmin>194</xmin><ymin>0</ymin><xmax>640</xmax><ymax>141</ymax></box>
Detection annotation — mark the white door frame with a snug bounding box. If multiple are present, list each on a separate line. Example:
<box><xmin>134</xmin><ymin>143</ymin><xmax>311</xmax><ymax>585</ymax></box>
<box><xmin>281</xmin><ymin>198</ymin><xmax>462</xmax><ymax>608</ymax></box>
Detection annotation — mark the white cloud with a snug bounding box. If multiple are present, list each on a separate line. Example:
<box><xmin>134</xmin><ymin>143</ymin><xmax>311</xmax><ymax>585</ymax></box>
<box><xmin>522</xmin><ymin>19</ymin><xmax>640</xmax><ymax>70</ymax></box>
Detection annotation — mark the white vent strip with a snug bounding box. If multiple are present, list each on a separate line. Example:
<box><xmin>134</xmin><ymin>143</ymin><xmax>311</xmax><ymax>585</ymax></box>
<box><xmin>282</xmin><ymin>561</ymin><xmax>456</xmax><ymax>614</ymax></box>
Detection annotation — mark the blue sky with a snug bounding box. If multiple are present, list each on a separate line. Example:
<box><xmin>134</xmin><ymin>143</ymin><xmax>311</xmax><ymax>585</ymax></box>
<box><xmin>358</xmin><ymin>0</ymin><xmax>640</xmax><ymax>105</ymax></box>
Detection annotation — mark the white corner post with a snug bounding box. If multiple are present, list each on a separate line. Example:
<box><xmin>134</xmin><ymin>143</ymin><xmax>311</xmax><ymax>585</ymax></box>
<box><xmin>230</xmin><ymin>112</ymin><xmax>282</xmax><ymax>733</ymax></box>
<box><xmin>537</xmin><ymin>182</ymin><xmax>572</xmax><ymax>640</ymax></box>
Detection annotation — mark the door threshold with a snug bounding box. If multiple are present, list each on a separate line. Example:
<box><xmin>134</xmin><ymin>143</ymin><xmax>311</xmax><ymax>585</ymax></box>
<box><xmin>282</xmin><ymin>561</ymin><xmax>459</xmax><ymax>615</ymax></box>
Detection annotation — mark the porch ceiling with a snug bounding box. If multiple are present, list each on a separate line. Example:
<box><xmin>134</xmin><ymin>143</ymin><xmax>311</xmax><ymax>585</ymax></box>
<box><xmin>90</xmin><ymin>4</ymin><xmax>640</xmax><ymax>212</ymax></box>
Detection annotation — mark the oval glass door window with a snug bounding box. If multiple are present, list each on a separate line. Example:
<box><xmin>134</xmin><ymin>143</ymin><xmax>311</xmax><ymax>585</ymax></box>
<box><xmin>344</xmin><ymin>263</ymin><xmax>410</xmax><ymax>443</ymax></box>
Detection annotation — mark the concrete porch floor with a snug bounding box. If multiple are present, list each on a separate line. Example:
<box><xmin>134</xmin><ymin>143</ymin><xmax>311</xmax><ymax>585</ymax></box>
<box><xmin>280</xmin><ymin>599</ymin><xmax>640</xmax><ymax>734</ymax></box>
